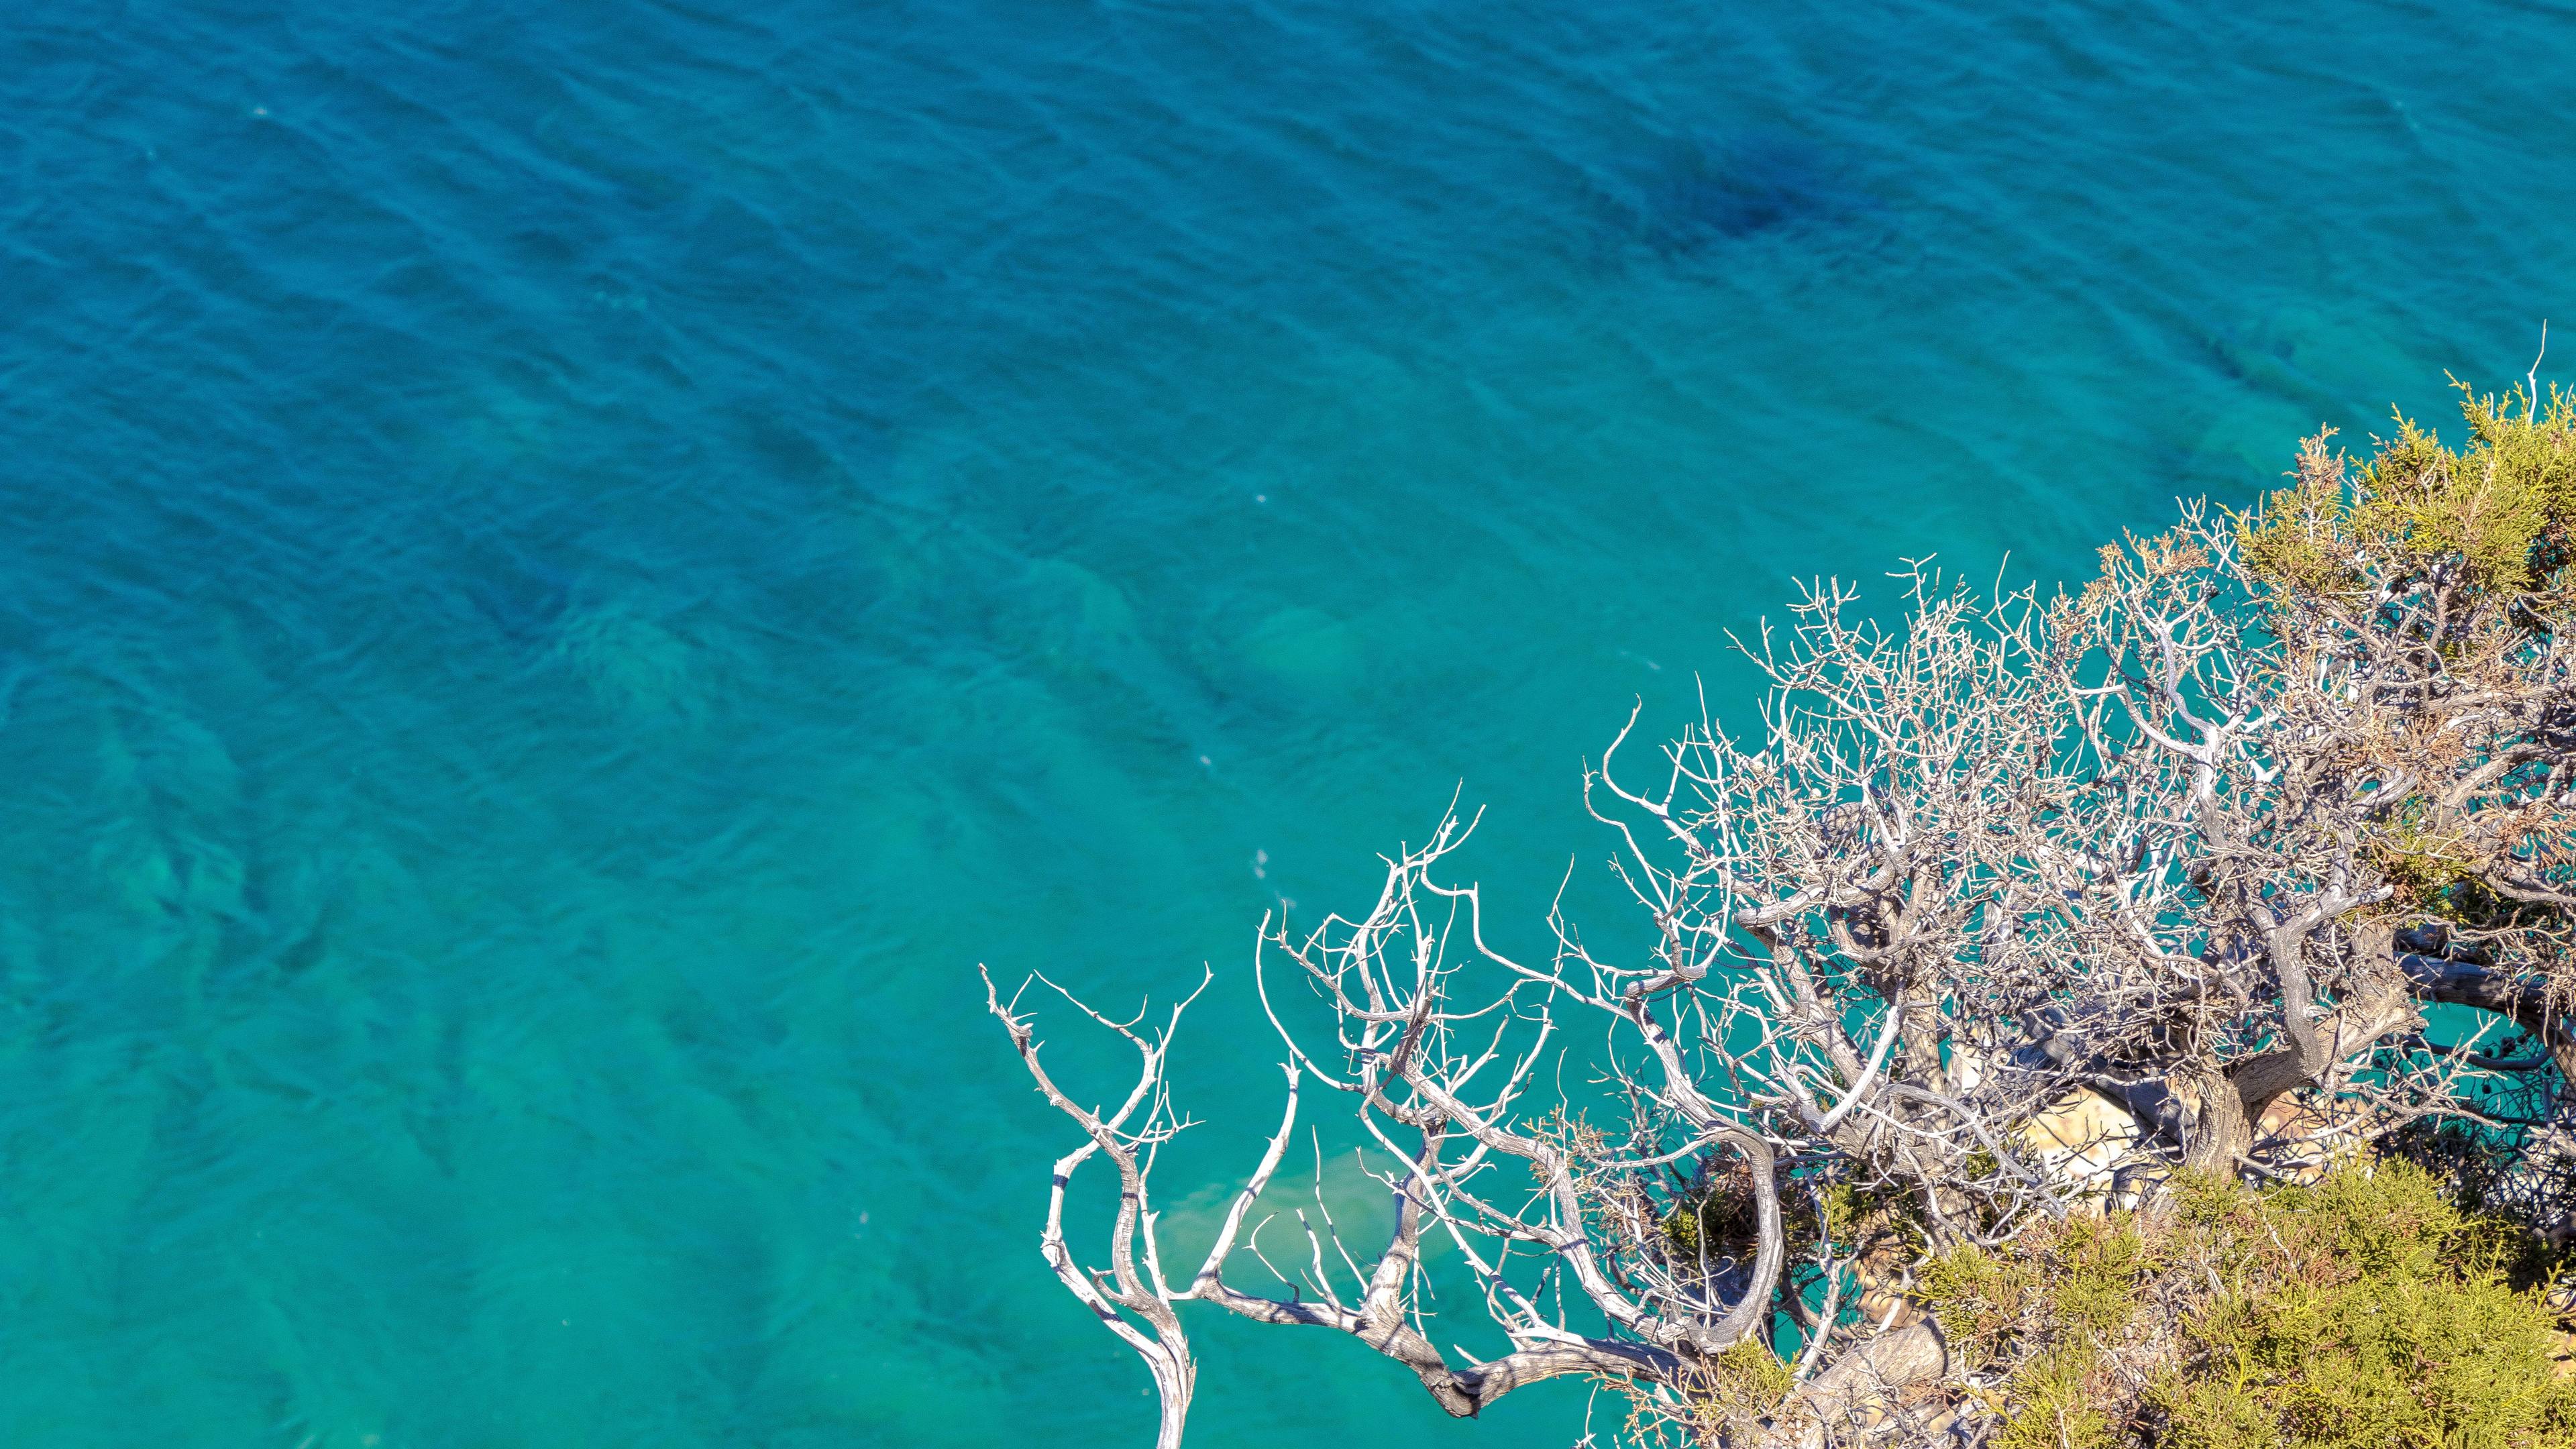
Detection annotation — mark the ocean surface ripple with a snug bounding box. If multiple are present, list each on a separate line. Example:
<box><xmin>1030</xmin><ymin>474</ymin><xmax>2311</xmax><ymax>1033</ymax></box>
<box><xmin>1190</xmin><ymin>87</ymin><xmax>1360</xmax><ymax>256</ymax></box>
<box><xmin>2</xmin><ymin>1</ymin><xmax>2572</xmax><ymax>1443</ymax></box>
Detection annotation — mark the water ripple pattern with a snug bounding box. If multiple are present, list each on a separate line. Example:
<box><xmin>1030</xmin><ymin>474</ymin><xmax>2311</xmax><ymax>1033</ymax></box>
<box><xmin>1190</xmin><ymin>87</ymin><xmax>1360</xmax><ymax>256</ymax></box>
<box><xmin>1</xmin><ymin>1</ymin><xmax>2571</xmax><ymax>1444</ymax></box>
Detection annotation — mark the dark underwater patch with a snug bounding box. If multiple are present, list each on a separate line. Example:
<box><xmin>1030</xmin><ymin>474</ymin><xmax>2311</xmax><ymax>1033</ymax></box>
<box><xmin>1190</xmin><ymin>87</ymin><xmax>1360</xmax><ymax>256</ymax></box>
<box><xmin>1591</xmin><ymin>130</ymin><xmax>1868</xmax><ymax>259</ymax></box>
<box><xmin>459</xmin><ymin>546</ymin><xmax>576</xmax><ymax>643</ymax></box>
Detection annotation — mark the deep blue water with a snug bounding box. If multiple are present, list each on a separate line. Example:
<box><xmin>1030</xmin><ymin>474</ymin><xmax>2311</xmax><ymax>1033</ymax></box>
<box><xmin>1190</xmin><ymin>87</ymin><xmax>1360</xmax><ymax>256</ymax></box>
<box><xmin>3</xmin><ymin>1</ymin><xmax>2573</xmax><ymax>1444</ymax></box>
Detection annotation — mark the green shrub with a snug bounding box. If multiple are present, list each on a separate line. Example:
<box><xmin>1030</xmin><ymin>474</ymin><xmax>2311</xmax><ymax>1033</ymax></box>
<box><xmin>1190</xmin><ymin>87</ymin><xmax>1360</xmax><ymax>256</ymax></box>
<box><xmin>2241</xmin><ymin>380</ymin><xmax>2576</xmax><ymax>596</ymax></box>
<box><xmin>1920</xmin><ymin>1162</ymin><xmax>2576</xmax><ymax>1448</ymax></box>
<box><xmin>2153</xmin><ymin>1165</ymin><xmax>2576</xmax><ymax>1449</ymax></box>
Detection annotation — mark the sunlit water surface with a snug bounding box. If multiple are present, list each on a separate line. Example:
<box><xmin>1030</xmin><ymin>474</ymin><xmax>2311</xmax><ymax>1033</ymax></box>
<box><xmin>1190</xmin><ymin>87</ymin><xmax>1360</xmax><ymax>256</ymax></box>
<box><xmin>3</xmin><ymin>1</ymin><xmax>2573</xmax><ymax>1444</ymax></box>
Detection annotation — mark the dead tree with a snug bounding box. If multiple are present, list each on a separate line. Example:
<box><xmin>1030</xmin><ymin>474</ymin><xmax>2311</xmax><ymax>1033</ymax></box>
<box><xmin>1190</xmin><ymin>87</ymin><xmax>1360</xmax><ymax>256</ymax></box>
<box><xmin>985</xmin><ymin>382</ymin><xmax>2576</xmax><ymax>1445</ymax></box>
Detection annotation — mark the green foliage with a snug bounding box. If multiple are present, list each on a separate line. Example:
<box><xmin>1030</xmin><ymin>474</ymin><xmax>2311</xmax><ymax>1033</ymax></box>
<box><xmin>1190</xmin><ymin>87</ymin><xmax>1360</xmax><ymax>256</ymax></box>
<box><xmin>1917</xmin><ymin>1212</ymin><xmax>2161</xmax><ymax>1448</ymax></box>
<box><xmin>1919</xmin><ymin>1213</ymin><xmax>2152</xmax><ymax>1360</ymax></box>
<box><xmin>1991</xmin><ymin>1348</ymin><xmax>2118</xmax><ymax>1449</ymax></box>
<box><xmin>2382</xmin><ymin>1115</ymin><xmax>2576</xmax><ymax>1294</ymax></box>
<box><xmin>1921</xmin><ymin>1163</ymin><xmax>2576</xmax><ymax>1448</ymax></box>
<box><xmin>1704</xmin><ymin>1338</ymin><xmax>1793</xmax><ymax>1407</ymax></box>
<box><xmin>2356</xmin><ymin>755</ymin><xmax>2565</xmax><ymax>928</ymax></box>
<box><xmin>2054</xmin><ymin>1214</ymin><xmax>2153</xmax><ymax>1336</ymax></box>
<box><xmin>1660</xmin><ymin>1170</ymin><xmax>1756</xmax><ymax>1265</ymax></box>
<box><xmin>1629</xmin><ymin>1338</ymin><xmax>1794</xmax><ymax>1448</ymax></box>
<box><xmin>2153</xmin><ymin>1165</ymin><xmax>2576</xmax><ymax>1449</ymax></box>
<box><xmin>1810</xmin><ymin>1172</ymin><xmax>1928</xmax><ymax>1263</ymax></box>
<box><xmin>1917</xmin><ymin>1242</ymin><xmax>2033</xmax><ymax>1357</ymax></box>
<box><xmin>2368</xmin><ymin>796</ymin><xmax>2479</xmax><ymax>908</ymax></box>
<box><xmin>1817</xmin><ymin>1179</ymin><xmax>1866</xmax><ymax>1242</ymax></box>
<box><xmin>2239</xmin><ymin>379</ymin><xmax>2576</xmax><ymax>596</ymax></box>
<box><xmin>1661</xmin><ymin>1194</ymin><xmax>1717</xmax><ymax>1260</ymax></box>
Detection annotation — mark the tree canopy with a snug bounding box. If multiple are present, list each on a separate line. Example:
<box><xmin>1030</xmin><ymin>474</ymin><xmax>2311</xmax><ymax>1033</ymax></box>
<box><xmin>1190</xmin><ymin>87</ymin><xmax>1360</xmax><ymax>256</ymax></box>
<box><xmin>987</xmin><ymin>378</ymin><xmax>2576</xmax><ymax>1448</ymax></box>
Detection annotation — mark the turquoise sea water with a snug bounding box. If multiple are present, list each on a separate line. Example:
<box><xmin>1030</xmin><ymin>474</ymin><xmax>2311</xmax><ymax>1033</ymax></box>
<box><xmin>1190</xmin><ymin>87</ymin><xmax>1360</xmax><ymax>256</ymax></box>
<box><xmin>4</xmin><ymin>2</ymin><xmax>2575</xmax><ymax>1444</ymax></box>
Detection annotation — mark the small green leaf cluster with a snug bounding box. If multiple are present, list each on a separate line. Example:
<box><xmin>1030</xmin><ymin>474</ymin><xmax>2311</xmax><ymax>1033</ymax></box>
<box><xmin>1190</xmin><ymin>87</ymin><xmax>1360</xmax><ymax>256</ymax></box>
<box><xmin>1660</xmin><ymin>1185</ymin><xmax>1742</xmax><ymax>1265</ymax></box>
<box><xmin>1918</xmin><ymin>1213</ymin><xmax>2157</xmax><ymax>1449</ymax></box>
<box><xmin>1627</xmin><ymin>1337</ymin><xmax>1799</xmax><ymax>1449</ymax></box>
<box><xmin>1658</xmin><ymin>1156</ymin><xmax>1766</xmax><ymax>1268</ymax></box>
<box><xmin>1705</xmin><ymin>1338</ymin><xmax>1793</xmax><ymax>1405</ymax></box>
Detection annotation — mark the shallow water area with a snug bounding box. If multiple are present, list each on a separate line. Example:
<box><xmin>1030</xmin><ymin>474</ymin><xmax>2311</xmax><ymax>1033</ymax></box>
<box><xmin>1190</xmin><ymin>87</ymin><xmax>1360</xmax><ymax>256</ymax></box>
<box><xmin>2</xmin><ymin>2</ymin><xmax>2573</xmax><ymax>1444</ymax></box>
